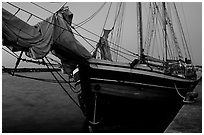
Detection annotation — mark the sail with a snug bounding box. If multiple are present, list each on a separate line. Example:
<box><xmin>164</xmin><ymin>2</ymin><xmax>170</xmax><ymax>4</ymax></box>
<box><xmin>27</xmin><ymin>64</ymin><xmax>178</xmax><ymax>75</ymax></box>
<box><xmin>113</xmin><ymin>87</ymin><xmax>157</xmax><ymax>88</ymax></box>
<box><xmin>2</xmin><ymin>6</ymin><xmax>91</xmax><ymax>74</ymax></box>
<box><xmin>92</xmin><ymin>29</ymin><xmax>112</xmax><ymax>61</ymax></box>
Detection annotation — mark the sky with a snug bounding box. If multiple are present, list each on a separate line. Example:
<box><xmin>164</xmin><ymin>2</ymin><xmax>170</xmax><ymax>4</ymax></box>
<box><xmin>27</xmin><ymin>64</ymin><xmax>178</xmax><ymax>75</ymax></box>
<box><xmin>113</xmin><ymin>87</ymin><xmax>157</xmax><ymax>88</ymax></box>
<box><xmin>1</xmin><ymin>1</ymin><xmax>202</xmax><ymax>68</ymax></box>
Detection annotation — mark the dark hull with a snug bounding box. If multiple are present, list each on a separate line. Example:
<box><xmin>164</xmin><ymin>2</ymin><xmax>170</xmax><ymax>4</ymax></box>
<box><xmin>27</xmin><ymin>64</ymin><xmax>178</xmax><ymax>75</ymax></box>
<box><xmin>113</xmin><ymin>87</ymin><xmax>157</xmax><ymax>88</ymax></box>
<box><xmin>73</xmin><ymin>59</ymin><xmax>199</xmax><ymax>132</ymax></box>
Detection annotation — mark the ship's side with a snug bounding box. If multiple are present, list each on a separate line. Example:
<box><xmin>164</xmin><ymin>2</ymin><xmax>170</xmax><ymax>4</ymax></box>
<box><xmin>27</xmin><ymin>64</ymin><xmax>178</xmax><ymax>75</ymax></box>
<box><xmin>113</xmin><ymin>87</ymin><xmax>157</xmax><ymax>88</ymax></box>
<box><xmin>74</xmin><ymin>59</ymin><xmax>198</xmax><ymax>101</ymax></box>
<box><xmin>73</xmin><ymin>59</ymin><xmax>199</xmax><ymax>132</ymax></box>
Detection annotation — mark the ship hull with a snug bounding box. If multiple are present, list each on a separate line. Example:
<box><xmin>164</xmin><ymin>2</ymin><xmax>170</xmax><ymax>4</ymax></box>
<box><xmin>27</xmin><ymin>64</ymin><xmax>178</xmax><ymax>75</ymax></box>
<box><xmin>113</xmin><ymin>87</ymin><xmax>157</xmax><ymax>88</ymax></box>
<box><xmin>73</xmin><ymin>59</ymin><xmax>199</xmax><ymax>132</ymax></box>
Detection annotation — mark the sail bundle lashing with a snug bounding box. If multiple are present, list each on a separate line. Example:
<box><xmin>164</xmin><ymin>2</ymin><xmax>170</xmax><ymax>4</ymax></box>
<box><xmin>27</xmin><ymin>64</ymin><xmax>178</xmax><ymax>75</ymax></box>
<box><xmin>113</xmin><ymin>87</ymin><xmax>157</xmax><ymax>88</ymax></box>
<box><xmin>3</xmin><ymin>5</ymin><xmax>92</xmax><ymax>74</ymax></box>
<box><xmin>92</xmin><ymin>29</ymin><xmax>112</xmax><ymax>61</ymax></box>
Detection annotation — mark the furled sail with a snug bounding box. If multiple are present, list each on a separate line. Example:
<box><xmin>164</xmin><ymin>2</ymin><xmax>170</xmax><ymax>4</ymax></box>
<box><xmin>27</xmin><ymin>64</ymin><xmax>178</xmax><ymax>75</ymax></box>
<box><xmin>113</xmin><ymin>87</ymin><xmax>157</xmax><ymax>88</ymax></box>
<box><xmin>2</xmin><ymin>6</ymin><xmax>91</xmax><ymax>74</ymax></box>
<box><xmin>92</xmin><ymin>29</ymin><xmax>112</xmax><ymax>61</ymax></box>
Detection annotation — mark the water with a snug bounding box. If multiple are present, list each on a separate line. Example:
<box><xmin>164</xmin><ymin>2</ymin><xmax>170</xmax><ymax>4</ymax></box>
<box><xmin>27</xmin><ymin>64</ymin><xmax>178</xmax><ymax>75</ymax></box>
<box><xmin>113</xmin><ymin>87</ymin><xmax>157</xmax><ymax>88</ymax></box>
<box><xmin>2</xmin><ymin>72</ymin><xmax>87</xmax><ymax>133</ymax></box>
<box><xmin>3</xmin><ymin>72</ymin><xmax>193</xmax><ymax>133</ymax></box>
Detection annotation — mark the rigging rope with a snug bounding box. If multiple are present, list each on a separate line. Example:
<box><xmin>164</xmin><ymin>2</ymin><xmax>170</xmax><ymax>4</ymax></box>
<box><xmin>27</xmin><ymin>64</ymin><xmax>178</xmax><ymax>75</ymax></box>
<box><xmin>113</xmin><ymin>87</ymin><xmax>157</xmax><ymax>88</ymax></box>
<box><xmin>6</xmin><ymin>2</ymin><xmax>86</xmax><ymax>39</ymax></box>
<box><xmin>74</xmin><ymin>23</ymin><xmax>139</xmax><ymax>57</ymax></box>
<box><xmin>2</xmin><ymin>47</ymin><xmax>59</xmax><ymax>66</ymax></box>
<box><xmin>3</xmin><ymin>49</ymin><xmax>80</xmax><ymax>103</ymax></box>
<box><xmin>61</xmin><ymin>2</ymin><xmax>68</xmax><ymax>8</ymax></box>
<box><xmin>152</xmin><ymin>2</ymin><xmax>182</xmax><ymax>61</ymax></box>
<box><xmin>155</xmin><ymin>19</ymin><xmax>163</xmax><ymax>60</ymax></box>
<box><xmin>71</xmin><ymin>26</ymin><xmax>134</xmax><ymax>62</ymax></box>
<box><xmin>114</xmin><ymin>3</ymin><xmax>126</xmax><ymax>61</ymax></box>
<box><xmin>46</xmin><ymin>56</ymin><xmax>61</xmax><ymax>65</ymax></box>
<box><xmin>174</xmin><ymin>83</ymin><xmax>185</xmax><ymax>99</ymax></box>
<box><xmin>2</xmin><ymin>48</ymin><xmax>66</xmax><ymax>84</ymax></box>
<box><xmin>4</xmin><ymin>70</ymin><xmax>68</xmax><ymax>84</ymax></box>
<box><xmin>3</xmin><ymin>2</ymin><xmax>137</xmax><ymax>112</ymax></box>
<box><xmin>181</xmin><ymin>3</ymin><xmax>194</xmax><ymax>63</ymax></box>
<box><xmin>144</xmin><ymin>2</ymin><xmax>154</xmax><ymax>55</ymax></box>
<box><xmin>100</xmin><ymin>2</ymin><xmax>112</xmax><ymax>37</ymax></box>
<box><xmin>112</xmin><ymin>3</ymin><xmax>123</xmax><ymax>29</ymax></box>
<box><xmin>76</xmin><ymin>2</ymin><xmax>106</xmax><ymax>29</ymax></box>
<box><xmin>5</xmin><ymin>2</ymin><xmax>136</xmax><ymax>62</ymax></box>
<box><xmin>31</xmin><ymin>2</ymin><xmax>60</xmax><ymax>15</ymax></box>
<box><xmin>45</xmin><ymin>57</ymin><xmax>80</xmax><ymax>93</ymax></box>
<box><xmin>43</xmin><ymin>58</ymin><xmax>81</xmax><ymax>108</ymax></box>
<box><xmin>173</xmin><ymin>3</ymin><xmax>191</xmax><ymax>60</ymax></box>
<box><xmin>29</xmin><ymin>2</ymin><xmax>139</xmax><ymax>58</ymax></box>
<box><xmin>2</xmin><ymin>47</ymin><xmax>18</xmax><ymax>58</ymax></box>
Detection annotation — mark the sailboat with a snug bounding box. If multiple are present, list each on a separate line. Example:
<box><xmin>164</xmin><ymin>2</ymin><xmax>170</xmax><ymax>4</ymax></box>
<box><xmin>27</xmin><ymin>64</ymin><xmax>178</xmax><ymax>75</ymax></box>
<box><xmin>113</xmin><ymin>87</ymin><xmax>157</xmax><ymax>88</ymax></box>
<box><xmin>72</xmin><ymin>2</ymin><xmax>200</xmax><ymax>130</ymax></box>
<box><xmin>2</xmin><ymin>2</ymin><xmax>201</xmax><ymax>132</ymax></box>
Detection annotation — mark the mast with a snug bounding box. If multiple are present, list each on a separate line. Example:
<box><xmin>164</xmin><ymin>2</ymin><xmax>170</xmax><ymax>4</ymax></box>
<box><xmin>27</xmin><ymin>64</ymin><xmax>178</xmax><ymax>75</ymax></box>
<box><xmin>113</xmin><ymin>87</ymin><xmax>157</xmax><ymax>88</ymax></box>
<box><xmin>137</xmin><ymin>2</ymin><xmax>144</xmax><ymax>62</ymax></box>
<box><xmin>162</xmin><ymin>2</ymin><xmax>167</xmax><ymax>61</ymax></box>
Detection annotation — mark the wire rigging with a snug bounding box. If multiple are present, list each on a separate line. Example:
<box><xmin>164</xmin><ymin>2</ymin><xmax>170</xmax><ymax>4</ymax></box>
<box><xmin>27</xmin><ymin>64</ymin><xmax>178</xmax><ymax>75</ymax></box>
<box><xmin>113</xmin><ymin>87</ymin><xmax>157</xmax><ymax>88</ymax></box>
<box><xmin>45</xmin><ymin>57</ymin><xmax>80</xmax><ymax>93</ymax></box>
<box><xmin>2</xmin><ymin>48</ymin><xmax>68</xmax><ymax>84</ymax></box>
<box><xmin>2</xmin><ymin>47</ymin><xmax>59</xmax><ymax>66</ymax></box>
<box><xmin>2</xmin><ymin>47</ymin><xmax>18</xmax><ymax>58</ymax></box>
<box><xmin>173</xmin><ymin>3</ymin><xmax>191</xmax><ymax>61</ymax></box>
<box><xmin>4</xmin><ymin>70</ymin><xmax>68</xmax><ymax>84</ymax></box>
<box><xmin>100</xmin><ymin>2</ymin><xmax>112</xmax><ymax>37</ymax></box>
<box><xmin>112</xmin><ymin>3</ymin><xmax>126</xmax><ymax>61</ymax></box>
<box><xmin>3</xmin><ymin>48</ymin><xmax>80</xmax><ymax>95</ymax></box>
<box><xmin>180</xmin><ymin>3</ymin><xmax>194</xmax><ymax>63</ymax></box>
<box><xmin>5</xmin><ymin>2</ymin><xmax>136</xmax><ymax>62</ymax></box>
<box><xmin>58</xmin><ymin>3</ymin><xmax>138</xmax><ymax>58</ymax></box>
<box><xmin>61</xmin><ymin>2</ymin><xmax>68</xmax><ymax>8</ymax></box>
<box><xmin>43</xmin><ymin>57</ymin><xmax>81</xmax><ymax>108</ymax></box>
<box><xmin>76</xmin><ymin>2</ymin><xmax>106</xmax><ymax>28</ymax></box>
<box><xmin>75</xmin><ymin>23</ymin><xmax>139</xmax><ymax>57</ymax></box>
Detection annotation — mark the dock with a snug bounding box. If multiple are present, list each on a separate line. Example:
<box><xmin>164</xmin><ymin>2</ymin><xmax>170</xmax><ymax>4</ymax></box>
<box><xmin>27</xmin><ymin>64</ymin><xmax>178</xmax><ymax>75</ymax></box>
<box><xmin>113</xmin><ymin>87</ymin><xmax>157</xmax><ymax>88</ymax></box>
<box><xmin>164</xmin><ymin>80</ymin><xmax>202</xmax><ymax>133</ymax></box>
